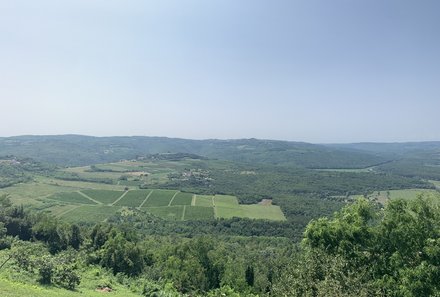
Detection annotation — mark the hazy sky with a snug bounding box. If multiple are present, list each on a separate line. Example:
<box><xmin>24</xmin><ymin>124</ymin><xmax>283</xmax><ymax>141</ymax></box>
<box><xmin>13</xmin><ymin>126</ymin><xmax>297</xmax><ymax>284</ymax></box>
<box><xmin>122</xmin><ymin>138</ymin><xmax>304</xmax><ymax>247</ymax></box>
<box><xmin>1</xmin><ymin>0</ymin><xmax>439</xmax><ymax>143</ymax></box>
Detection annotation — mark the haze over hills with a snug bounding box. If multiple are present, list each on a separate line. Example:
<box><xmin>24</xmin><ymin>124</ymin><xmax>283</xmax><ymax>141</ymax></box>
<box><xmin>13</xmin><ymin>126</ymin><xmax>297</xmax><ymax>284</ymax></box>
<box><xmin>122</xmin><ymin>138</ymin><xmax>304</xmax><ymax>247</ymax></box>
<box><xmin>0</xmin><ymin>134</ymin><xmax>399</xmax><ymax>168</ymax></box>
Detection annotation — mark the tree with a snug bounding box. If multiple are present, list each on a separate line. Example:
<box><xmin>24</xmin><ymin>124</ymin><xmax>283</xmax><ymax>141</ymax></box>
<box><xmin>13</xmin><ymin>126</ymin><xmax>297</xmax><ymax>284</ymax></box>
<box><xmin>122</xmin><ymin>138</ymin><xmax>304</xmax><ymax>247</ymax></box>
<box><xmin>69</xmin><ymin>224</ymin><xmax>82</xmax><ymax>250</ymax></box>
<box><xmin>99</xmin><ymin>230</ymin><xmax>145</xmax><ymax>276</ymax></box>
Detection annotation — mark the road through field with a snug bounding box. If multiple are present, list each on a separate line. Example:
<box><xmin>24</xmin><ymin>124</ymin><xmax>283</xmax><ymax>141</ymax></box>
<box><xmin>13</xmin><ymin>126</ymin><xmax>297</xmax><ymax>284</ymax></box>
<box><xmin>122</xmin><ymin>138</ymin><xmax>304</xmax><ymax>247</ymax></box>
<box><xmin>77</xmin><ymin>191</ymin><xmax>102</xmax><ymax>204</ymax></box>
<box><xmin>139</xmin><ymin>190</ymin><xmax>154</xmax><ymax>208</ymax></box>
<box><xmin>111</xmin><ymin>191</ymin><xmax>129</xmax><ymax>206</ymax></box>
<box><xmin>168</xmin><ymin>191</ymin><xmax>180</xmax><ymax>206</ymax></box>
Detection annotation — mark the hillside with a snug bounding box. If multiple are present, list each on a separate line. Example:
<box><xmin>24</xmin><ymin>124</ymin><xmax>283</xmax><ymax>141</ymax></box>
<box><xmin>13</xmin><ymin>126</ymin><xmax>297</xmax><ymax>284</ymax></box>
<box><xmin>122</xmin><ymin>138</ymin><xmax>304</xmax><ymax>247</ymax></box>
<box><xmin>0</xmin><ymin>135</ymin><xmax>388</xmax><ymax>168</ymax></box>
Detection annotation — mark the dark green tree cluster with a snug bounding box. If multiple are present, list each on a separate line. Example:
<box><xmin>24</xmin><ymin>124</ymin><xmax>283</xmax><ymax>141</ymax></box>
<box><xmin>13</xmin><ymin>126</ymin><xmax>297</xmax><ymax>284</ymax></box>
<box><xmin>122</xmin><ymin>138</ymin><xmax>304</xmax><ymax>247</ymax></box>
<box><xmin>274</xmin><ymin>196</ymin><xmax>440</xmax><ymax>296</ymax></box>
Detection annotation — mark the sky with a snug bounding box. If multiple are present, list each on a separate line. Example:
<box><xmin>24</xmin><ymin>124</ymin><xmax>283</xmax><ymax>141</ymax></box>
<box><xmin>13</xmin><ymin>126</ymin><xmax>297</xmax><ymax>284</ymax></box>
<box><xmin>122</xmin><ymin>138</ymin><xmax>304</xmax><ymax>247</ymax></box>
<box><xmin>0</xmin><ymin>0</ymin><xmax>439</xmax><ymax>143</ymax></box>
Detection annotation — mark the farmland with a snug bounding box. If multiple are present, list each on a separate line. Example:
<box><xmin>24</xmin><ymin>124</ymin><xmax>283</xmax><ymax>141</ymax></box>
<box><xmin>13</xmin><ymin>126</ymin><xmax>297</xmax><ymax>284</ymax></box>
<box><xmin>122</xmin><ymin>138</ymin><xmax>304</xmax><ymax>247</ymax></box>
<box><xmin>0</xmin><ymin>158</ymin><xmax>287</xmax><ymax>222</ymax></box>
<box><xmin>47</xmin><ymin>190</ymin><xmax>285</xmax><ymax>223</ymax></box>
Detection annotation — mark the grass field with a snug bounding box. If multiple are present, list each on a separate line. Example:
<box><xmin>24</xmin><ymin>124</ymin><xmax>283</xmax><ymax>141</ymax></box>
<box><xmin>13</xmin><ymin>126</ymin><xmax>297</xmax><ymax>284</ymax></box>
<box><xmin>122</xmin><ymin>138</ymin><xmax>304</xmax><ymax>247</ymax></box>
<box><xmin>0</xmin><ymin>278</ymin><xmax>142</xmax><ymax>297</ymax></box>
<box><xmin>213</xmin><ymin>195</ymin><xmax>286</xmax><ymax>221</ymax></box>
<box><xmin>143</xmin><ymin>189</ymin><xmax>178</xmax><ymax>207</ymax></box>
<box><xmin>184</xmin><ymin>206</ymin><xmax>215</xmax><ymax>220</ymax></box>
<box><xmin>214</xmin><ymin>195</ymin><xmax>239</xmax><ymax>207</ymax></box>
<box><xmin>240</xmin><ymin>205</ymin><xmax>286</xmax><ymax>220</ymax></box>
<box><xmin>0</xmin><ymin>180</ymin><xmax>82</xmax><ymax>205</ymax></box>
<box><xmin>144</xmin><ymin>206</ymin><xmax>184</xmax><ymax>220</ymax></box>
<box><xmin>170</xmin><ymin>192</ymin><xmax>193</xmax><ymax>206</ymax></box>
<box><xmin>80</xmin><ymin>190</ymin><xmax>124</xmax><ymax>204</ymax></box>
<box><xmin>49</xmin><ymin>192</ymin><xmax>97</xmax><ymax>205</ymax></box>
<box><xmin>60</xmin><ymin>205</ymin><xmax>122</xmax><ymax>223</ymax></box>
<box><xmin>113</xmin><ymin>190</ymin><xmax>151</xmax><ymax>207</ymax></box>
<box><xmin>194</xmin><ymin>195</ymin><xmax>214</xmax><ymax>207</ymax></box>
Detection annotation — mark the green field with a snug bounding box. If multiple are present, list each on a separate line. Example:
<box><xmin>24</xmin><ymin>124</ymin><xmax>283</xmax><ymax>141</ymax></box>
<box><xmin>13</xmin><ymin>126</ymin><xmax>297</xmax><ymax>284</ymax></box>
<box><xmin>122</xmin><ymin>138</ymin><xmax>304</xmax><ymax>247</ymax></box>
<box><xmin>42</xmin><ymin>189</ymin><xmax>287</xmax><ymax>222</ymax></box>
<box><xmin>0</xmin><ymin>279</ymin><xmax>141</xmax><ymax>297</ymax></box>
<box><xmin>143</xmin><ymin>189</ymin><xmax>178</xmax><ymax>207</ymax></box>
<box><xmin>214</xmin><ymin>195</ymin><xmax>239</xmax><ymax>207</ymax></box>
<box><xmin>144</xmin><ymin>206</ymin><xmax>184</xmax><ymax>220</ymax></box>
<box><xmin>170</xmin><ymin>192</ymin><xmax>193</xmax><ymax>206</ymax></box>
<box><xmin>114</xmin><ymin>190</ymin><xmax>151</xmax><ymax>207</ymax></box>
<box><xmin>0</xmin><ymin>179</ymin><xmax>83</xmax><ymax>205</ymax></box>
<box><xmin>184</xmin><ymin>206</ymin><xmax>215</xmax><ymax>220</ymax></box>
<box><xmin>50</xmin><ymin>190</ymin><xmax>286</xmax><ymax>222</ymax></box>
<box><xmin>49</xmin><ymin>192</ymin><xmax>97</xmax><ymax>205</ymax></box>
<box><xmin>0</xmin><ymin>159</ymin><xmax>287</xmax><ymax>222</ymax></box>
<box><xmin>240</xmin><ymin>205</ymin><xmax>286</xmax><ymax>220</ymax></box>
<box><xmin>194</xmin><ymin>195</ymin><xmax>214</xmax><ymax>207</ymax></box>
<box><xmin>80</xmin><ymin>189</ymin><xmax>124</xmax><ymax>204</ymax></box>
<box><xmin>60</xmin><ymin>205</ymin><xmax>122</xmax><ymax>223</ymax></box>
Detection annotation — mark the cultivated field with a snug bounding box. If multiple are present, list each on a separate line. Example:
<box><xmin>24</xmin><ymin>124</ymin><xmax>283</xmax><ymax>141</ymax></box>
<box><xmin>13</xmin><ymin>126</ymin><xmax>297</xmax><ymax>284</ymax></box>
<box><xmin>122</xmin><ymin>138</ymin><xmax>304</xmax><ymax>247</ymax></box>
<box><xmin>39</xmin><ymin>190</ymin><xmax>286</xmax><ymax>223</ymax></box>
<box><xmin>114</xmin><ymin>190</ymin><xmax>152</xmax><ymax>207</ymax></box>
<box><xmin>0</xmin><ymin>159</ymin><xmax>287</xmax><ymax>223</ymax></box>
<box><xmin>80</xmin><ymin>190</ymin><xmax>124</xmax><ymax>204</ymax></box>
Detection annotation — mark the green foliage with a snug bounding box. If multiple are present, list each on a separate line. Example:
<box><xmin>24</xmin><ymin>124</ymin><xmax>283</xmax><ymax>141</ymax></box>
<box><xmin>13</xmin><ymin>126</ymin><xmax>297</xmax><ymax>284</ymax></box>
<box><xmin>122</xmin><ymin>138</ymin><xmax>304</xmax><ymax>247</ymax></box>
<box><xmin>50</xmin><ymin>171</ymin><xmax>113</xmax><ymax>184</ymax></box>
<box><xmin>32</xmin><ymin>215</ymin><xmax>83</xmax><ymax>253</ymax></box>
<box><xmin>142</xmin><ymin>281</ymin><xmax>183</xmax><ymax>297</ymax></box>
<box><xmin>0</xmin><ymin>156</ymin><xmax>53</xmax><ymax>188</ymax></box>
<box><xmin>377</xmin><ymin>158</ymin><xmax>440</xmax><ymax>180</ymax></box>
<box><xmin>97</xmin><ymin>230</ymin><xmax>149</xmax><ymax>276</ymax></box>
<box><xmin>10</xmin><ymin>241</ymin><xmax>81</xmax><ymax>290</ymax></box>
<box><xmin>276</xmin><ymin>195</ymin><xmax>440</xmax><ymax>296</ymax></box>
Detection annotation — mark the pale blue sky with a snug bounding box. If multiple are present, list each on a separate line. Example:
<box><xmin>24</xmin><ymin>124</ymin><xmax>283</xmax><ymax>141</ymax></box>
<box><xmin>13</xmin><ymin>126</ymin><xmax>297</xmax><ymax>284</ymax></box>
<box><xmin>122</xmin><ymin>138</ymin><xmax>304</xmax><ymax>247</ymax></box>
<box><xmin>1</xmin><ymin>0</ymin><xmax>439</xmax><ymax>142</ymax></box>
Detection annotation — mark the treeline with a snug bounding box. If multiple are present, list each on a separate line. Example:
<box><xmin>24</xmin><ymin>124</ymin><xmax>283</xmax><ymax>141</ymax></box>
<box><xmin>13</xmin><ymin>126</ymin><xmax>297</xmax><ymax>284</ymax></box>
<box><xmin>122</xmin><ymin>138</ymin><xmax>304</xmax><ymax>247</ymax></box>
<box><xmin>51</xmin><ymin>171</ymin><xmax>113</xmax><ymax>184</ymax></box>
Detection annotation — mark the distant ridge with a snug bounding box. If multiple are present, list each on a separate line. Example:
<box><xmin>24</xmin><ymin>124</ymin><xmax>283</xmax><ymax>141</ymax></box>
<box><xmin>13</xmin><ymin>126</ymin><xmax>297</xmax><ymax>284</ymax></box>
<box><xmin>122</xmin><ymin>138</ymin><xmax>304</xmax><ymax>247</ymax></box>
<box><xmin>0</xmin><ymin>134</ymin><xmax>393</xmax><ymax>167</ymax></box>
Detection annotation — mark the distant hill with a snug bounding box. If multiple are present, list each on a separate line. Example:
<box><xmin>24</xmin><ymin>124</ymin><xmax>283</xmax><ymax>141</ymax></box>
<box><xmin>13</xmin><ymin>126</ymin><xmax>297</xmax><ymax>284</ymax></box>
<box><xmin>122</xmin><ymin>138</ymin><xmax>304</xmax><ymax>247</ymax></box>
<box><xmin>325</xmin><ymin>141</ymin><xmax>440</xmax><ymax>156</ymax></box>
<box><xmin>0</xmin><ymin>135</ymin><xmax>391</xmax><ymax>168</ymax></box>
<box><xmin>325</xmin><ymin>142</ymin><xmax>440</xmax><ymax>180</ymax></box>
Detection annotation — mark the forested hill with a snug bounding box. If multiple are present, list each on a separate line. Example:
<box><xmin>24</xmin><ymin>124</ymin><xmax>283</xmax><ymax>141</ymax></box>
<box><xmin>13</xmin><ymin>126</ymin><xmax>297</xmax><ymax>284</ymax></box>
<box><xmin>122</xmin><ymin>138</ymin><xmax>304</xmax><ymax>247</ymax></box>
<box><xmin>0</xmin><ymin>135</ymin><xmax>388</xmax><ymax>168</ymax></box>
<box><xmin>325</xmin><ymin>141</ymin><xmax>440</xmax><ymax>156</ymax></box>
